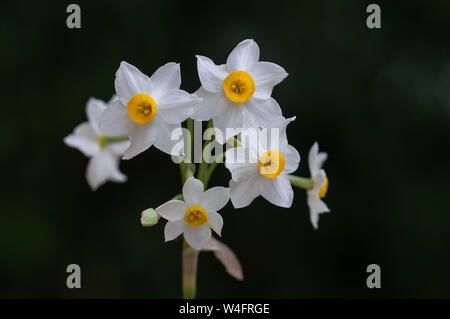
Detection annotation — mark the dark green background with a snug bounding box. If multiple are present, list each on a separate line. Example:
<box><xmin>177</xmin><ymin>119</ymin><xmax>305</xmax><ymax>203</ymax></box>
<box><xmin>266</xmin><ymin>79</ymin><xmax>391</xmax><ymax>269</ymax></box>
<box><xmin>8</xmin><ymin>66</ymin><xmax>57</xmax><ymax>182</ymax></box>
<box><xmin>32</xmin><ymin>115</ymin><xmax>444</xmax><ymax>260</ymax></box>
<box><xmin>1</xmin><ymin>0</ymin><xmax>449</xmax><ymax>298</ymax></box>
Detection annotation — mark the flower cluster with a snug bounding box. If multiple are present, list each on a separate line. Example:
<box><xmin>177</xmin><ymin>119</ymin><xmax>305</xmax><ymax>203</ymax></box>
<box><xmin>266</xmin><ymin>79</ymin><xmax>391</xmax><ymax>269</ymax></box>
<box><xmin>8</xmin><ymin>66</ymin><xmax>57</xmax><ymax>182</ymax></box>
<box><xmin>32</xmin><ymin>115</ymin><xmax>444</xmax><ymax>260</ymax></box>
<box><xmin>64</xmin><ymin>39</ymin><xmax>331</xmax><ymax>286</ymax></box>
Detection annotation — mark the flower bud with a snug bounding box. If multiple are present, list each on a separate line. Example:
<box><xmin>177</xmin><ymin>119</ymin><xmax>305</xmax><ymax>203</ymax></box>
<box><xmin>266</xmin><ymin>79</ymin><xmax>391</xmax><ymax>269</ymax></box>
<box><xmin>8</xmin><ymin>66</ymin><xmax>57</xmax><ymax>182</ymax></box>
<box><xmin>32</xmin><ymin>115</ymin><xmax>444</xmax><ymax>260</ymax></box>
<box><xmin>141</xmin><ymin>208</ymin><xmax>160</xmax><ymax>227</ymax></box>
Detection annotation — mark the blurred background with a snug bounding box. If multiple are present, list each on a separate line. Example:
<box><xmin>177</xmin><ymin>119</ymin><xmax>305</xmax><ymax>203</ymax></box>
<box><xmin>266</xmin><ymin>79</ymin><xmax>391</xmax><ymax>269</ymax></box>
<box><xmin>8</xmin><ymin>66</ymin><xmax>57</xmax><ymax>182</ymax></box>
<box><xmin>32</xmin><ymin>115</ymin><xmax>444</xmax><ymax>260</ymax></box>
<box><xmin>0</xmin><ymin>0</ymin><xmax>449</xmax><ymax>298</ymax></box>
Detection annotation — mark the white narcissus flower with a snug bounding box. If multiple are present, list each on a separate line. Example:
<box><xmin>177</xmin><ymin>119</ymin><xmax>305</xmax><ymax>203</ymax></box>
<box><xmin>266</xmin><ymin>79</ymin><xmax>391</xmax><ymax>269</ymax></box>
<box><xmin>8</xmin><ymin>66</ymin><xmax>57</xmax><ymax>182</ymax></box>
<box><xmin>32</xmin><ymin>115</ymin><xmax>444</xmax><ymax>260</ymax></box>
<box><xmin>193</xmin><ymin>39</ymin><xmax>288</xmax><ymax>143</ymax></box>
<box><xmin>156</xmin><ymin>177</ymin><xmax>230</xmax><ymax>250</ymax></box>
<box><xmin>225</xmin><ymin>117</ymin><xmax>300</xmax><ymax>208</ymax></box>
<box><xmin>307</xmin><ymin>142</ymin><xmax>330</xmax><ymax>229</ymax></box>
<box><xmin>64</xmin><ymin>97</ymin><xmax>130</xmax><ymax>191</ymax></box>
<box><xmin>99</xmin><ymin>61</ymin><xmax>202</xmax><ymax>159</ymax></box>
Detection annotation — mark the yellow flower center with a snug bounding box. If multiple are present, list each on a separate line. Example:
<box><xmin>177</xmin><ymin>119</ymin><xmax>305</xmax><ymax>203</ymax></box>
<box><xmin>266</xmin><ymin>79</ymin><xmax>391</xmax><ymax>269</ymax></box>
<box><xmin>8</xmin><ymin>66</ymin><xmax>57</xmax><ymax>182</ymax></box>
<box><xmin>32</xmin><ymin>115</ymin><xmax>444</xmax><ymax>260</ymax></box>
<box><xmin>258</xmin><ymin>150</ymin><xmax>285</xmax><ymax>179</ymax></box>
<box><xmin>319</xmin><ymin>177</ymin><xmax>329</xmax><ymax>198</ymax></box>
<box><xmin>127</xmin><ymin>93</ymin><xmax>156</xmax><ymax>124</ymax></box>
<box><xmin>222</xmin><ymin>70</ymin><xmax>255</xmax><ymax>103</ymax></box>
<box><xmin>184</xmin><ymin>205</ymin><xmax>208</xmax><ymax>227</ymax></box>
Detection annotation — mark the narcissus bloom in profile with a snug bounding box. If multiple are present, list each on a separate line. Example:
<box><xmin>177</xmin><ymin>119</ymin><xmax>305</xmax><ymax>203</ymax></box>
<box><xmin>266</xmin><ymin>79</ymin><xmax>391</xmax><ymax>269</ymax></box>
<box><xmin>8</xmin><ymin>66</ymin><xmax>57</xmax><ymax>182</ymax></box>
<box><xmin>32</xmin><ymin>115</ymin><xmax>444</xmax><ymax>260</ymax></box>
<box><xmin>307</xmin><ymin>142</ymin><xmax>330</xmax><ymax>229</ymax></box>
<box><xmin>156</xmin><ymin>177</ymin><xmax>230</xmax><ymax>250</ymax></box>
<box><xmin>225</xmin><ymin>117</ymin><xmax>300</xmax><ymax>208</ymax></box>
<box><xmin>100</xmin><ymin>62</ymin><xmax>201</xmax><ymax>159</ymax></box>
<box><xmin>64</xmin><ymin>97</ymin><xmax>129</xmax><ymax>190</ymax></box>
<box><xmin>193</xmin><ymin>39</ymin><xmax>288</xmax><ymax>143</ymax></box>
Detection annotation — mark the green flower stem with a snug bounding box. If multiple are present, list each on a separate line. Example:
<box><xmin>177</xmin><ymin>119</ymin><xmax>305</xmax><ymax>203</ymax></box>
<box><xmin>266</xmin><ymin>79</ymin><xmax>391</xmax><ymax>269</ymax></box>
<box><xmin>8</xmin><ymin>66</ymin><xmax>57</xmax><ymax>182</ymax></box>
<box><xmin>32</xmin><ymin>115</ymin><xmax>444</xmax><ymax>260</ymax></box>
<box><xmin>197</xmin><ymin>120</ymin><xmax>213</xmax><ymax>184</ymax></box>
<box><xmin>288</xmin><ymin>175</ymin><xmax>314</xmax><ymax>190</ymax></box>
<box><xmin>203</xmin><ymin>138</ymin><xmax>241</xmax><ymax>188</ymax></box>
<box><xmin>203</xmin><ymin>152</ymin><xmax>225</xmax><ymax>188</ymax></box>
<box><xmin>180</xmin><ymin>123</ymin><xmax>240</xmax><ymax>299</ymax></box>
<box><xmin>98</xmin><ymin>135</ymin><xmax>129</xmax><ymax>148</ymax></box>
<box><xmin>104</xmin><ymin>136</ymin><xmax>129</xmax><ymax>143</ymax></box>
<box><xmin>180</xmin><ymin>119</ymin><xmax>195</xmax><ymax>184</ymax></box>
<box><xmin>187</xmin><ymin>118</ymin><xmax>194</xmax><ymax>162</ymax></box>
<box><xmin>227</xmin><ymin>137</ymin><xmax>241</xmax><ymax>148</ymax></box>
<box><xmin>181</xmin><ymin>119</ymin><xmax>198</xmax><ymax>298</ymax></box>
<box><xmin>184</xmin><ymin>167</ymin><xmax>193</xmax><ymax>181</ymax></box>
<box><xmin>182</xmin><ymin>239</ymin><xmax>199</xmax><ymax>299</ymax></box>
<box><xmin>179</xmin><ymin>162</ymin><xmax>186</xmax><ymax>184</ymax></box>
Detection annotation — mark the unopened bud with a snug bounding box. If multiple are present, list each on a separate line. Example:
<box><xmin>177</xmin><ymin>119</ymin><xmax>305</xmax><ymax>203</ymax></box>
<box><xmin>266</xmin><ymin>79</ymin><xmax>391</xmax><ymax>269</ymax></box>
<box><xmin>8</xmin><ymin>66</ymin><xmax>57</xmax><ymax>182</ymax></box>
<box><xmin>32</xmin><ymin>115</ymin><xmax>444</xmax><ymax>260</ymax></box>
<box><xmin>141</xmin><ymin>208</ymin><xmax>160</xmax><ymax>227</ymax></box>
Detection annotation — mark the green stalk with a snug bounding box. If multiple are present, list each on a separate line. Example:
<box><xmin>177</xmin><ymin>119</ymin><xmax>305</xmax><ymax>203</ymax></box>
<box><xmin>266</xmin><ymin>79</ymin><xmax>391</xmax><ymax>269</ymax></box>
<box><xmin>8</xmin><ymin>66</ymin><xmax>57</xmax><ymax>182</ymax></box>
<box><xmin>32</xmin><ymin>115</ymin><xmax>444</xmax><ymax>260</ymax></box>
<box><xmin>180</xmin><ymin>119</ymin><xmax>195</xmax><ymax>184</ymax></box>
<box><xmin>203</xmin><ymin>137</ymin><xmax>242</xmax><ymax>188</ymax></box>
<box><xmin>182</xmin><ymin>239</ymin><xmax>199</xmax><ymax>299</ymax></box>
<box><xmin>197</xmin><ymin>120</ymin><xmax>213</xmax><ymax>184</ymax></box>
<box><xmin>203</xmin><ymin>152</ymin><xmax>225</xmax><ymax>188</ymax></box>
<box><xmin>181</xmin><ymin>119</ymin><xmax>199</xmax><ymax>298</ymax></box>
<box><xmin>179</xmin><ymin>162</ymin><xmax>186</xmax><ymax>184</ymax></box>
<box><xmin>187</xmin><ymin>118</ymin><xmax>194</xmax><ymax>162</ymax></box>
<box><xmin>288</xmin><ymin>175</ymin><xmax>314</xmax><ymax>190</ymax></box>
<box><xmin>98</xmin><ymin>135</ymin><xmax>129</xmax><ymax>148</ymax></box>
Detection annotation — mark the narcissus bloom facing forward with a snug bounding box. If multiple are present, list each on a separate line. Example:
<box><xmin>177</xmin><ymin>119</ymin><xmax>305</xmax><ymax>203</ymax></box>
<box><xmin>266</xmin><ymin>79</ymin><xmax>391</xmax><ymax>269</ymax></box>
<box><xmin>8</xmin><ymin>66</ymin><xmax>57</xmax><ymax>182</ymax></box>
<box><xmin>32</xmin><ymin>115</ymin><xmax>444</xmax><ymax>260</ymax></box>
<box><xmin>225</xmin><ymin>117</ymin><xmax>300</xmax><ymax>208</ymax></box>
<box><xmin>100</xmin><ymin>62</ymin><xmax>201</xmax><ymax>159</ymax></box>
<box><xmin>64</xmin><ymin>97</ymin><xmax>129</xmax><ymax>190</ymax></box>
<box><xmin>307</xmin><ymin>142</ymin><xmax>330</xmax><ymax>229</ymax></box>
<box><xmin>156</xmin><ymin>177</ymin><xmax>230</xmax><ymax>250</ymax></box>
<box><xmin>193</xmin><ymin>39</ymin><xmax>288</xmax><ymax>143</ymax></box>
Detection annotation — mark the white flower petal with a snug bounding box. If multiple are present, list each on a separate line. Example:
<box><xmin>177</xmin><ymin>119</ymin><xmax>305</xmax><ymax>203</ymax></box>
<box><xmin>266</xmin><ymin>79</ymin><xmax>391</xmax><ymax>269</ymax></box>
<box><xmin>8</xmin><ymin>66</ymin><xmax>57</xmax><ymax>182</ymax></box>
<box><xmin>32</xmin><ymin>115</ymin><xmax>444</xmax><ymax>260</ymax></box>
<box><xmin>226</xmin><ymin>39</ymin><xmax>260</xmax><ymax>72</ymax></box>
<box><xmin>229</xmin><ymin>175</ymin><xmax>262</xmax><ymax>209</ymax></box>
<box><xmin>86</xmin><ymin>98</ymin><xmax>106</xmax><ymax>134</ymax></box>
<box><xmin>282</xmin><ymin>144</ymin><xmax>300</xmax><ymax>174</ymax></box>
<box><xmin>260</xmin><ymin>173</ymin><xmax>293</xmax><ymax>208</ymax></box>
<box><xmin>307</xmin><ymin>194</ymin><xmax>330</xmax><ymax>230</ymax></box>
<box><xmin>207</xmin><ymin>211</ymin><xmax>223</xmax><ymax>236</ymax></box>
<box><xmin>191</xmin><ymin>87</ymin><xmax>229</xmax><ymax>121</ymax></box>
<box><xmin>156</xmin><ymin>200</ymin><xmax>187</xmax><ymax>221</ymax></box>
<box><xmin>150</xmin><ymin>62</ymin><xmax>181</xmax><ymax>99</ymax></box>
<box><xmin>107</xmin><ymin>94</ymin><xmax>119</xmax><ymax>104</ymax></box>
<box><xmin>99</xmin><ymin>99</ymin><xmax>134</xmax><ymax>136</ymax></box>
<box><xmin>184</xmin><ymin>224</ymin><xmax>211</xmax><ymax>250</ymax></box>
<box><xmin>244</xmin><ymin>97</ymin><xmax>282</xmax><ymax>128</ymax></box>
<box><xmin>263</xmin><ymin>116</ymin><xmax>295</xmax><ymax>144</ymax></box>
<box><xmin>251</xmin><ymin>116</ymin><xmax>295</xmax><ymax>153</ymax></box>
<box><xmin>311</xmin><ymin>169</ymin><xmax>327</xmax><ymax>192</ymax></box>
<box><xmin>156</xmin><ymin>89</ymin><xmax>198</xmax><ymax>124</ymax></box>
<box><xmin>152</xmin><ymin>119</ymin><xmax>183</xmax><ymax>155</ymax></box>
<box><xmin>86</xmin><ymin>150</ymin><xmax>126</xmax><ymax>191</ymax></box>
<box><xmin>107</xmin><ymin>140</ymin><xmax>130</xmax><ymax>156</ymax></box>
<box><xmin>115</xmin><ymin>61</ymin><xmax>152</xmax><ymax>105</ymax></box>
<box><xmin>202</xmin><ymin>238</ymin><xmax>244</xmax><ymax>281</ymax></box>
<box><xmin>196</xmin><ymin>55</ymin><xmax>229</xmax><ymax>93</ymax></box>
<box><xmin>280</xmin><ymin>116</ymin><xmax>296</xmax><ymax>142</ymax></box>
<box><xmin>122</xmin><ymin>123</ymin><xmax>157</xmax><ymax>160</ymax></box>
<box><xmin>64</xmin><ymin>122</ymin><xmax>99</xmax><ymax>157</ymax></box>
<box><xmin>252</xmin><ymin>61</ymin><xmax>288</xmax><ymax>99</ymax></box>
<box><xmin>308</xmin><ymin>142</ymin><xmax>328</xmax><ymax>176</ymax></box>
<box><xmin>200</xmin><ymin>187</ymin><xmax>230</xmax><ymax>212</ymax></box>
<box><xmin>225</xmin><ymin>146</ymin><xmax>259</xmax><ymax>181</ymax></box>
<box><xmin>212</xmin><ymin>103</ymin><xmax>245</xmax><ymax>143</ymax></box>
<box><xmin>164</xmin><ymin>219</ymin><xmax>186</xmax><ymax>241</ymax></box>
<box><xmin>182</xmin><ymin>177</ymin><xmax>204</xmax><ymax>206</ymax></box>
